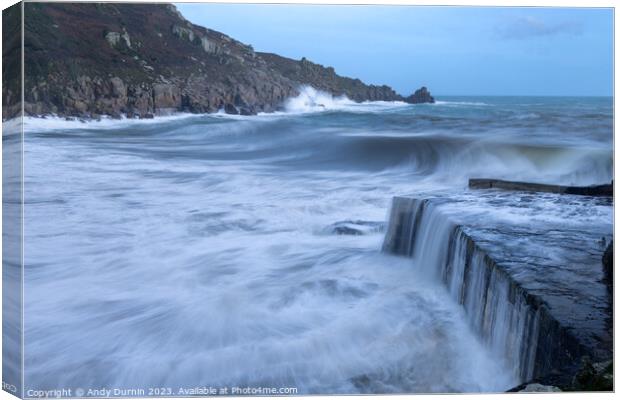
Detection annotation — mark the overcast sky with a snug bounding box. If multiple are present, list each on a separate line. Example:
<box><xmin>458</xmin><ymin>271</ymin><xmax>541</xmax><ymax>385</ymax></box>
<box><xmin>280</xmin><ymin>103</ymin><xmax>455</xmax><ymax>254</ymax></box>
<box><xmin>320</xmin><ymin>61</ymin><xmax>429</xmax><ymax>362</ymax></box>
<box><xmin>175</xmin><ymin>4</ymin><xmax>613</xmax><ymax>96</ymax></box>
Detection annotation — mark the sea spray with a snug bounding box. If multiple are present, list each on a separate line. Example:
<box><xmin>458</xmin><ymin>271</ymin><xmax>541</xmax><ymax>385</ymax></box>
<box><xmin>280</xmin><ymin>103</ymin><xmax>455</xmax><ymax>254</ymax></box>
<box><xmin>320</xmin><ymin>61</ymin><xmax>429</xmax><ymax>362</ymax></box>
<box><xmin>20</xmin><ymin>96</ymin><xmax>611</xmax><ymax>393</ymax></box>
<box><xmin>382</xmin><ymin>198</ymin><xmax>538</xmax><ymax>381</ymax></box>
<box><xmin>284</xmin><ymin>86</ymin><xmax>409</xmax><ymax>114</ymax></box>
<box><xmin>284</xmin><ymin>86</ymin><xmax>355</xmax><ymax>113</ymax></box>
<box><xmin>382</xmin><ymin>192</ymin><xmax>611</xmax><ymax>382</ymax></box>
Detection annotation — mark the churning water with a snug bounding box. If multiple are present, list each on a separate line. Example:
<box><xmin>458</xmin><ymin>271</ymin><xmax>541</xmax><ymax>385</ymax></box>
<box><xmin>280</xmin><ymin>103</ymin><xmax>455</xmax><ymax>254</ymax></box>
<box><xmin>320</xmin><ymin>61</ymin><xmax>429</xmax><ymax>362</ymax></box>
<box><xmin>19</xmin><ymin>89</ymin><xmax>612</xmax><ymax>394</ymax></box>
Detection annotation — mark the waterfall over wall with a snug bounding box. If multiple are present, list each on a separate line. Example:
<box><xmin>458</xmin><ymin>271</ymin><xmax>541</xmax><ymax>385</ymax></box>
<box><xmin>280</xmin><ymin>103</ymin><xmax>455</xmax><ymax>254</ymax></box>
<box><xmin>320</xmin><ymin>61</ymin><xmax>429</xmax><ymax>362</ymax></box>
<box><xmin>382</xmin><ymin>197</ymin><xmax>586</xmax><ymax>383</ymax></box>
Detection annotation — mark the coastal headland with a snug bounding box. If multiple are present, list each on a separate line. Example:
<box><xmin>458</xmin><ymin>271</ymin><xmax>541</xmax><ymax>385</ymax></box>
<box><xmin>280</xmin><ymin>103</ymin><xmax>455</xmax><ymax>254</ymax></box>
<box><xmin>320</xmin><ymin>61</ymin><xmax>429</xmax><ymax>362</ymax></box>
<box><xmin>3</xmin><ymin>2</ymin><xmax>434</xmax><ymax>120</ymax></box>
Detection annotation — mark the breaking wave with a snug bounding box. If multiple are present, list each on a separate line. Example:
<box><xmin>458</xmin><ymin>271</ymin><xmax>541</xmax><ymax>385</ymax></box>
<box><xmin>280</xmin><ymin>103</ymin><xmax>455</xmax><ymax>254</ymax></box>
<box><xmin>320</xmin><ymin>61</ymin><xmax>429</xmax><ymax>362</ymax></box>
<box><xmin>284</xmin><ymin>85</ymin><xmax>408</xmax><ymax>114</ymax></box>
<box><xmin>21</xmin><ymin>112</ymin><xmax>201</xmax><ymax>132</ymax></box>
<box><xmin>284</xmin><ymin>85</ymin><xmax>356</xmax><ymax>112</ymax></box>
<box><xmin>20</xmin><ymin>94</ymin><xmax>612</xmax><ymax>393</ymax></box>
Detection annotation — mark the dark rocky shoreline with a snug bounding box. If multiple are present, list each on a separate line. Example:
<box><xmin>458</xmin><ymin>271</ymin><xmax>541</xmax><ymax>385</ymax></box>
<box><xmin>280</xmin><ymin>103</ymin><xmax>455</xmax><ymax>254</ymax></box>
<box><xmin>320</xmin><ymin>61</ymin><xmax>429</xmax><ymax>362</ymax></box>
<box><xmin>3</xmin><ymin>2</ymin><xmax>434</xmax><ymax>120</ymax></box>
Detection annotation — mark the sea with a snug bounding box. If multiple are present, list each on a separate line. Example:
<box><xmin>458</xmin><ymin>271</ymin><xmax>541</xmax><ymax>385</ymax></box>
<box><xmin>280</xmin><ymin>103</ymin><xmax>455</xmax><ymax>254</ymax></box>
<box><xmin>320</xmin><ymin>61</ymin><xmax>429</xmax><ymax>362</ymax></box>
<box><xmin>11</xmin><ymin>87</ymin><xmax>613</xmax><ymax>394</ymax></box>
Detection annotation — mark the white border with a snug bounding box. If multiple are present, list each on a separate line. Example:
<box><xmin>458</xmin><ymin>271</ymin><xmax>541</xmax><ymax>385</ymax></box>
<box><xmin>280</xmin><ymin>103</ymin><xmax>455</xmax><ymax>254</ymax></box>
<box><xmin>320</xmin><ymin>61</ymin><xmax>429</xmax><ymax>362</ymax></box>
<box><xmin>0</xmin><ymin>2</ymin><xmax>616</xmax><ymax>400</ymax></box>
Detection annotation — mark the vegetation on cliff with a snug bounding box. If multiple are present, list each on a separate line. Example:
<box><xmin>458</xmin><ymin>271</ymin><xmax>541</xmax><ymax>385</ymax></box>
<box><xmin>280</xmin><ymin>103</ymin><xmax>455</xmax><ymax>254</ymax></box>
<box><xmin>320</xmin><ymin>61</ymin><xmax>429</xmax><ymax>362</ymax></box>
<box><xmin>4</xmin><ymin>2</ymin><xmax>434</xmax><ymax>120</ymax></box>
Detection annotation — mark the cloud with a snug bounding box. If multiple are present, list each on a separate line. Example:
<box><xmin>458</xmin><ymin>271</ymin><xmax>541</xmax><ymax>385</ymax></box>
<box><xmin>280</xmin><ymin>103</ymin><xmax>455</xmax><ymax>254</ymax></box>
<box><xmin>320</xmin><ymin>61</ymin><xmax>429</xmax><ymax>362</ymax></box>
<box><xmin>496</xmin><ymin>16</ymin><xmax>584</xmax><ymax>39</ymax></box>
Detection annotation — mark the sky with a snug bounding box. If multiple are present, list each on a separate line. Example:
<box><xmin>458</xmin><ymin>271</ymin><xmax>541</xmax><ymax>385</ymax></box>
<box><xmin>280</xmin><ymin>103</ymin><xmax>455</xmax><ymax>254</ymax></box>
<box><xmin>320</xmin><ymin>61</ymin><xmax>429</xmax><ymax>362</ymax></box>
<box><xmin>175</xmin><ymin>4</ymin><xmax>613</xmax><ymax>96</ymax></box>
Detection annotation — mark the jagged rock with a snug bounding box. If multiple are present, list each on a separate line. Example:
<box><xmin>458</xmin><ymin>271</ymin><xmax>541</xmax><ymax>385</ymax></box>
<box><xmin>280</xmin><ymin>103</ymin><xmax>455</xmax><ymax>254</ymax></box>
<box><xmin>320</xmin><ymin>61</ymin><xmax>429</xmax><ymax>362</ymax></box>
<box><xmin>573</xmin><ymin>358</ymin><xmax>613</xmax><ymax>391</ymax></box>
<box><xmin>171</xmin><ymin>24</ymin><xmax>195</xmax><ymax>42</ymax></box>
<box><xmin>262</xmin><ymin>52</ymin><xmax>403</xmax><ymax>102</ymax></box>
<box><xmin>200</xmin><ymin>37</ymin><xmax>219</xmax><ymax>54</ymax></box>
<box><xmin>166</xmin><ymin>4</ymin><xmax>186</xmax><ymax>21</ymax></box>
<box><xmin>109</xmin><ymin>77</ymin><xmax>126</xmax><ymax>98</ymax></box>
<box><xmin>105</xmin><ymin>31</ymin><xmax>121</xmax><ymax>47</ymax></box>
<box><xmin>121</xmin><ymin>30</ymin><xmax>131</xmax><ymax>48</ymax></box>
<box><xmin>152</xmin><ymin>83</ymin><xmax>182</xmax><ymax>111</ymax></box>
<box><xmin>224</xmin><ymin>103</ymin><xmax>239</xmax><ymax>115</ymax></box>
<box><xmin>105</xmin><ymin>29</ymin><xmax>131</xmax><ymax>49</ymax></box>
<box><xmin>404</xmin><ymin>86</ymin><xmax>435</xmax><ymax>104</ymax></box>
<box><xmin>127</xmin><ymin>85</ymin><xmax>153</xmax><ymax>116</ymax></box>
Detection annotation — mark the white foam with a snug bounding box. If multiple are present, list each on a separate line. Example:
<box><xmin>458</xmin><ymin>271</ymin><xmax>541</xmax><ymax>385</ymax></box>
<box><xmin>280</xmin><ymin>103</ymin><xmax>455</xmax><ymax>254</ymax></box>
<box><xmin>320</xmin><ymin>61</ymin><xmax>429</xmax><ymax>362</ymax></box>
<box><xmin>20</xmin><ymin>99</ymin><xmax>610</xmax><ymax>393</ymax></box>
<box><xmin>2</xmin><ymin>117</ymin><xmax>23</xmax><ymax>135</ymax></box>
<box><xmin>22</xmin><ymin>146</ymin><xmax>516</xmax><ymax>392</ymax></box>
<box><xmin>19</xmin><ymin>86</ymin><xmax>414</xmax><ymax>133</ymax></box>
<box><xmin>284</xmin><ymin>85</ymin><xmax>409</xmax><ymax>114</ymax></box>
<box><xmin>22</xmin><ymin>113</ymin><xmax>200</xmax><ymax>132</ymax></box>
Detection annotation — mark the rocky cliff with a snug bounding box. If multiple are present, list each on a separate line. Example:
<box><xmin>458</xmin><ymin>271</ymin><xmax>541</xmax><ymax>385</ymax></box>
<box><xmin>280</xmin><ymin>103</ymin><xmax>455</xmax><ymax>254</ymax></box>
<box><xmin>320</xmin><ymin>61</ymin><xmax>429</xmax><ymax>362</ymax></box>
<box><xmin>3</xmin><ymin>3</ymin><xmax>22</xmax><ymax>119</ymax></box>
<box><xmin>258</xmin><ymin>53</ymin><xmax>404</xmax><ymax>103</ymax></box>
<box><xmin>5</xmin><ymin>2</ymin><xmax>434</xmax><ymax>120</ymax></box>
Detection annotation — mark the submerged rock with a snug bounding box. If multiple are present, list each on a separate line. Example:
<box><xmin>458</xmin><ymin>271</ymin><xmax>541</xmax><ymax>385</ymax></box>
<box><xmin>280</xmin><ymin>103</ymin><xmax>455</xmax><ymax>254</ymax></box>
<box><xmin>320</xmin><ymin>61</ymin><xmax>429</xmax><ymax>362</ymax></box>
<box><xmin>519</xmin><ymin>383</ymin><xmax>562</xmax><ymax>392</ymax></box>
<box><xmin>326</xmin><ymin>220</ymin><xmax>385</xmax><ymax>236</ymax></box>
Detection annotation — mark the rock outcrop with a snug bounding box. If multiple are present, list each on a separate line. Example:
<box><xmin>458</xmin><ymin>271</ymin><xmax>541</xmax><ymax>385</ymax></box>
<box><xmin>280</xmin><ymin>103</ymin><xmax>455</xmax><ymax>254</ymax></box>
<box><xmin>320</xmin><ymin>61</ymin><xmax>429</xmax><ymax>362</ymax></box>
<box><xmin>404</xmin><ymin>86</ymin><xmax>435</xmax><ymax>104</ymax></box>
<box><xmin>2</xmin><ymin>3</ymin><xmax>22</xmax><ymax>119</ymax></box>
<box><xmin>4</xmin><ymin>2</ymin><xmax>435</xmax><ymax>120</ymax></box>
<box><xmin>259</xmin><ymin>53</ymin><xmax>403</xmax><ymax>103</ymax></box>
<box><xmin>509</xmin><ymin>357</ymin><xmax>613</xmax><ymax>392</ymax></box>
<box><xmin>572</xmin><ymin>358</ymin><xmax>613</xmax><ymax>391</ymax></box>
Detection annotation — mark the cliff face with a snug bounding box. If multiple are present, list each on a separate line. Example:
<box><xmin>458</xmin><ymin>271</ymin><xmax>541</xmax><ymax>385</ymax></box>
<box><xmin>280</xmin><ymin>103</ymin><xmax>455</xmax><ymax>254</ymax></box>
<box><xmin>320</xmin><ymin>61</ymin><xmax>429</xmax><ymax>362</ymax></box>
<box><xmin>259</xmin><ymin>53</ymin><xmax>403</xmax><ymax>103</ymax></box>
<box><xmin>2</xmin><ymin>3</ymin><xmax>22</xmax><ymax>119</ymax></box>
<box><xmin>12</xmin><ymin>2</ymin><xmax>433</xmax><ymax>119</ymax></box>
